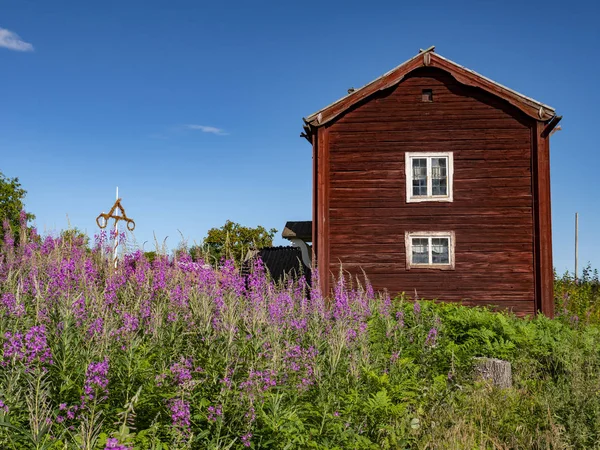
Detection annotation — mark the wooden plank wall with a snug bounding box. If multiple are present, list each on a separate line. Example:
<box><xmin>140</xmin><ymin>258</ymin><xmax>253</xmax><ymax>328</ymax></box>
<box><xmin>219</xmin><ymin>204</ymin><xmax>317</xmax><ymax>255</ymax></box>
<box><xmin>325</xmin><ymin>68</ymin><xmax>537</xmax><ymax>315</ymax></box>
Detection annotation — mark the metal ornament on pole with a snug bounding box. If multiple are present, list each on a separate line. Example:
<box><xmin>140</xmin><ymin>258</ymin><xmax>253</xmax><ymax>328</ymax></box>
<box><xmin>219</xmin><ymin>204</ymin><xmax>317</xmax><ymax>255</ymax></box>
<box><xmin>575</xmin><ymin>212</ymin><xmax>579</xmax><ymax>282</ymax></box>
<box><xmin>96</xmin><ymin>187</ymin><xmax>136</xmax><ymax>268</ymax></box>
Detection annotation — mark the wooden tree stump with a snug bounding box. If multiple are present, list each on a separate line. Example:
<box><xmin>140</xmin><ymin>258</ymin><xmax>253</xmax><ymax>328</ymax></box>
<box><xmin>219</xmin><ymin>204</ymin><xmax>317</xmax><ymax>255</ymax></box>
<box><xmin>473</xmin><ymin>357</ymin><xmax>512</xmax><ymax>388</ymax></box>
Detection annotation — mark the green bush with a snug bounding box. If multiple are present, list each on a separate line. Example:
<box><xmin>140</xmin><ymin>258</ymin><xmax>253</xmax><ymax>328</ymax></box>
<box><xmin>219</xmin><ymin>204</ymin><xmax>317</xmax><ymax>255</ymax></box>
<box><xmin>2</xmin><ymin>229</ymin><xmax>600</xmax><ymax>449</ymax></box>
<box><xmin>555</xmin><ymin>264</ymin><xmax>600</xmax><ymax>323</ymax></box>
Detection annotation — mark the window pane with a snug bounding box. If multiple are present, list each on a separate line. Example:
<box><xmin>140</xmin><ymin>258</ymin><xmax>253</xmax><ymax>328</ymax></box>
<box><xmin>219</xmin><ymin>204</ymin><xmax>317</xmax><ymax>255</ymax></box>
<box><xmin>412</xmin><ymin>238</ymin><xmax>429</xmax><ymax>264</ymax></box>
<box><xmin>412</xmin><ymin>179</ymin><xmax>427</xmax><ymax>196</ymax></box>
<box><xmin>431</xmin><ymin>158</ymin><xmax>447</xmax><ymax>196</ymax></box>
<box><xmin>412</xmin><ymin>158</ymin><xmax>427</xmax><ymax>196</ymax></box>
<box><xmin>432</xmin><ymin>179</ymin><xmax>447</xmax><ymax>196</ymax></box>
<box><xmin>431</xmin><ymin>238</ymin><xmax>449</xmax><ymax>264</ymax></box>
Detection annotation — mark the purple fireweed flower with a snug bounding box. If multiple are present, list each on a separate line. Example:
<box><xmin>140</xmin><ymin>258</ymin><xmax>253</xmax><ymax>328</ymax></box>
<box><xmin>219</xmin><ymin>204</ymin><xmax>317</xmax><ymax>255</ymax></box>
<box><xmin>3</xmin><ymin>326</ymin><xmax>53</xmax><ymax>368</ymax></box>
<box><xmin>0</xmin><ymin>400</ymin><xmax>8</xmax><ymax>414</ymax></box>
<box><xmin>413</xmin><ymin>302</ymin><xmax>421</xmax><ymax>315</ymax></box>
<box><xmin>84</xmin><ymin>357</ymin><xmax>109</xmax><ymax>402</ymax></box>
<box><xmin>1</xmin><ymin>293</ymin><xmax>25</xmax><ymax>317</ymax></box>
<box><xmin>333</xmin><ymin>276</ymin><xmax>350</xmax><ymax>321</ymax></box>
<box><xmin>240</xmin><ymin>369</ymin><xmax>278</xmax><ymax>397</ymax></box>
<box><xmin>27</xmin><ymin>327</ymin><xmax>51</xmax><ymax>365</ymax></box>
<box><xmin>241</xmin><ymin>432</ymin><xmax>252</xmax><ymax>447</ymax></box>
<box><xmin>71</xmin><ymin>296</ymin><xmax>87</xmax><ymax>326</ymax></box>
<box><xmin>87</xmin><ymin>317</ymin><xmax>104</xmax><ymax>338</ymax></box>
<box><xmin>104</xmin><ymin>438</ymin><xmax>132</xmax><ymax>450</ymax></box>
<box><xmin>570</xmin><ymin>315</ymin><xmax>580</xmax><ymax>325</ymax></box>
<box><xmin>104</xmin><ymin>275</ymin><xmax>127</xmax><ymax>308</ymax></box>
<box><xmin>207</xmin><ymin>404</ymin><xmax>223</xmax><ymax>422</ymax></box>
<box><xmin>19</xmin><ymin>210</ymin><xmax>27</xmax><ymax>228</ymax></box>
<box><xmin>380</xmin><ymin>292</ymin><xmax>391</xmax><ymax>318</ymax></box>
<box><xmin>3</xmin><ymin>219</ymin><xmax>14</xmax><ymax>250</ymax></box>
<box><xmin>425</xmin><ymin>327</ymin><xmax>438</xmax><ymax>346</ymax></box>
<box><xmin>3</xmin><ymin>331</ymin><xmax>25</xmax><ymax>363</ymax></box>
<box><xmin>170</xmin><ymin>358</ymin><xmax>193</xmax><ymax>387</ymax></box>
<box><xmin>390</xmin><ymin>351</ymin><xmax>400</xmax><ymax>363</ymax></box>
<box><xmin>244</xmin><ymin>406</ymin><xmax>256</xmax><ymax>423</ymax></box>
<box><xmin>122</xmin><ymin>313</ymin><xmax>139</xmax><ymax>333</ymax></box>
<box><xmin>170</xmin><ymin>285</ymin><xmax>190</xmax><ymax>310</ymax></box>
<box><xmin>152</xmin><ymin>258</ymin><xmax>168</xmax><ymax>292</ymax></box>
<box><xmin>169</xmin><ymin>398</ymin><xmax>191</xmax><ymax>433</ymax></box>
<box><xmin>83</xmin><ymin>258</ymin><xmax>97</xmax><ymax>282</ymax></box>
<box><xmin>139</xmin><ymin>299</ymin><xmax>152</xmax><ymax>321</ymax></box>
<box><xmin>358</xmin><ymin>321</ymin><xmax>368</xmax><ymax>336</ymax></box>
<box><xmin>220</xmin><ymin>376</ymin><xmax>233</xmax><ymax>389</ymax></box>
<box><xmin>290</xmin><ymin>317</ymin><xmax>308</xmax><ymax>332</ymax></box>
<box><xmin>40</xmin><ymin>235</ymin><xmax>58</xmax><ymax>255</ymax></box>
<box><xmin>365</xmin><ymin>281</ymin><xmax>375</xmax><ymax>301</ymax></box>
<box><xmin>396</xmin><ymin>310</ymin><xmax>405</xmax><ymax>328</ymax></box>
<box><xmin>93</xmin><ymin>230</ymin><xmax>107</xmax><ymax>250</ymax></box>
<box><xmin>246</xmin><ymin>260</ymin><xmax>268</xmax><ymax>313</ymax></box>
<box><xmin>346</xmin><ymin>328</ymin><xmax>357</xmax><ymax>342</ymax></box>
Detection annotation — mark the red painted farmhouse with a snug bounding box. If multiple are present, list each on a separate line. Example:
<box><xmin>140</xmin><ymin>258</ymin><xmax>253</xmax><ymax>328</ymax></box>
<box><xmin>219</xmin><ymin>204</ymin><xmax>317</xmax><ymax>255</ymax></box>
<box><xmin>299</xmin><ymin>47</ymin><xmax>560</xmax><ymax>317</ymax></box>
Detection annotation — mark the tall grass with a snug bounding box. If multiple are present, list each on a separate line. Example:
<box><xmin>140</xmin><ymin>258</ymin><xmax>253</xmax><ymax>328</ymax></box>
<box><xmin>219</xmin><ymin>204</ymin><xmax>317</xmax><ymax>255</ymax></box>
<box><xmin>555</xmin><ymin>264</ymin><xmax>600</xmax><ymax>323</ymax></box>
<box><xmin>1</xmin><ymin>220</ymin><xmax>600</xmax><ymax>449</ymax></box>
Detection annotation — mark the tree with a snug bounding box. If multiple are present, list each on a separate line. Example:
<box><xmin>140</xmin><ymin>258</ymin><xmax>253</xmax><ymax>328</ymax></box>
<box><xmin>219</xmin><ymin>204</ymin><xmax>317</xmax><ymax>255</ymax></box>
<box><xmin>199</xmin><ymin>220</ymin><xmax>277</xmax><ymax>265</ymax></box>
<box><xmin>0</xmin><ymin>171</ymin><xmax>35</xmax><ymax>240</ymax></box>
<box><xmin>60</xmin><ymin>228</ymin><xmax>90</xmax><ymax>248</ymax></box>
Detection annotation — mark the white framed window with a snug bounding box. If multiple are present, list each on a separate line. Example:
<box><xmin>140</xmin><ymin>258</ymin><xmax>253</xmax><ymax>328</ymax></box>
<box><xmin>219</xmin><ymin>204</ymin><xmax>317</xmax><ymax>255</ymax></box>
<box><xmin>405</xmin><ymin>231</ymin><xmax>455</xmax><ymax>269</ymax></box>
<box><xmin>405</xmin><ymin>152</ymin><xmax>454</xmax><ymax>202</ymax></box>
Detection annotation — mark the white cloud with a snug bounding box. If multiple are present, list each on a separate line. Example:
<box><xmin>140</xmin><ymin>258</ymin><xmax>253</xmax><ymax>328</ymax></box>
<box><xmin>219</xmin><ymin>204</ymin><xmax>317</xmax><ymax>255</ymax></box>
<box><xmin>0</xmin><ymin>27</ymin><xmax>34</xmax><ymax>52</ymax></box>
<box><xmin>185</xmin><ymin>125</ymin><xmax>228</xmax><ymax>136</ymax></box>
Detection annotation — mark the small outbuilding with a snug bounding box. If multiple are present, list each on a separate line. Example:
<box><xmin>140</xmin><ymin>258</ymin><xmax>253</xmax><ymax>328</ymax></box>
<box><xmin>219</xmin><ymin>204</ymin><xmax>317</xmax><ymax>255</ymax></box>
<box><xmin>301</xmin><ymin>47</ymin><xmax>560</xmax><ymax>316</ymax></box>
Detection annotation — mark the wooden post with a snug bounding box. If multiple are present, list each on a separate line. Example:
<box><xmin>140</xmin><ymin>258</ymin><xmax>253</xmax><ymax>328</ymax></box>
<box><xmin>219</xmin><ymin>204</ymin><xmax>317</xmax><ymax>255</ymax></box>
<box><xmin>113</xmin><ymin>187</ymin><xmax>119</xmax><ymax>269</ymax></box>
<box><xmin>575</xmin><ymin>212</ymin><xmax>579</xmax><ymax>282</ymax></box>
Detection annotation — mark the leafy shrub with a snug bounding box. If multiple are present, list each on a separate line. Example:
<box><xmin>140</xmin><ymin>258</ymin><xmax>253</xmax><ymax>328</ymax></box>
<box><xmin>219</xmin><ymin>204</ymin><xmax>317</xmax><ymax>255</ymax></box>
<box><xmin>2</xmin><ymin>224</ymin><xmax>600</xmax><ymax>448</ymax></box>
<box><xmin>555</xmin><ymin>263</ymin><xmax>600</xmax><ymax>323</ymax></box>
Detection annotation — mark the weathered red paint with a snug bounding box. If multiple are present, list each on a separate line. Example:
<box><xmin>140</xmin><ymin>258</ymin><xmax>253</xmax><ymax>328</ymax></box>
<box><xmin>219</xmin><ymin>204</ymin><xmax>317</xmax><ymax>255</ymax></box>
<box><xmin>306</xmin><ymin>55</ymin><xmax>558</xmax><ymax>317</ymax></box>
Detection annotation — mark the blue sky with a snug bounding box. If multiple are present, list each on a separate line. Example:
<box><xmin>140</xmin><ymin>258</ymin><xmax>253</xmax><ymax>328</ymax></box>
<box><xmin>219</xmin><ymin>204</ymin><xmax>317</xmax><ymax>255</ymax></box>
<box><xmin>0</xmin><ymin>0</ymin><xmax>598</xmax><ymax>273</ymax></box>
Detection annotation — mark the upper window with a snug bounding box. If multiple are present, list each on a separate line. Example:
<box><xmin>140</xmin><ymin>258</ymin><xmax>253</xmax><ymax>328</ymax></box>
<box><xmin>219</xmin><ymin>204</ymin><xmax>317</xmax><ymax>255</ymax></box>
<box><xmin>405</xmin><ymin>152</ymin><xmax>454</xmax><ymax>203</ymax></box>
<box><xmin>405</xmin><ymin>231</ymin><xmax>455</xmax><ymax>270</ymax></box>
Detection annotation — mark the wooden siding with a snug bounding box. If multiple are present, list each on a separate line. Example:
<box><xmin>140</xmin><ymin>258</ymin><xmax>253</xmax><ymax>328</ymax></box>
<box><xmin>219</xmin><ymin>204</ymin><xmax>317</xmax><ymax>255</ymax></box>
<box><xmin>323</xmin><ymin>67</ymin><xmax>538</xmax><ymax>315</ymax></box>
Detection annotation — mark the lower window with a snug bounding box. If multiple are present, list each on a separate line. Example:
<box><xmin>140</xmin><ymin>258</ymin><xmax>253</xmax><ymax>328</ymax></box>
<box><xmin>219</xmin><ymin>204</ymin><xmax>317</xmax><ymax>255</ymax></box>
<box><xmin>405</xmin><ymin>231</ymin><xmax>455</xmax><ymax>269</ymax></box>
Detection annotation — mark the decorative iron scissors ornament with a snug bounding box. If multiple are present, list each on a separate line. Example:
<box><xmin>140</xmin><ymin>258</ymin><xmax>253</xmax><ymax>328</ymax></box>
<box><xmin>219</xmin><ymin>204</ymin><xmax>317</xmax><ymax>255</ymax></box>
<box><xmin>96</xmin><ymin>198</ymin><xmax>136</xmax><ymax>231</ymax></box>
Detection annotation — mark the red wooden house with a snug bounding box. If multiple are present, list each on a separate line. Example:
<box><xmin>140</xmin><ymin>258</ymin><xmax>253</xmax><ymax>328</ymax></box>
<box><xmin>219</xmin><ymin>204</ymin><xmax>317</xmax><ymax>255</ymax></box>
<box><xmin>300</xmin><ymin>47</ymin><xmax>560</xmax><ymax>316</ymax></box>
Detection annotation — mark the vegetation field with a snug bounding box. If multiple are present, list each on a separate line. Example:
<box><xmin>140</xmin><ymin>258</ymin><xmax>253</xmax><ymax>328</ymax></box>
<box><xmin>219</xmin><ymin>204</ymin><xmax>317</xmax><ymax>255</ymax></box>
<box><xmin>1</xmin><ymin>221</ymin><xmax>600</xmax><ymax>449</ymax></box>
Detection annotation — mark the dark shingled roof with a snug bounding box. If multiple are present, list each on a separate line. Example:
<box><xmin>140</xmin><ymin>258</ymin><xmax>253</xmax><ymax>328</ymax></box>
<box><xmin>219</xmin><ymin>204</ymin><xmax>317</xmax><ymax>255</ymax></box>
<box><xmin>282</xmin><ymin>221</ymin><xmax>312</xmax><ymax>242</ymax></box>
<box><xmin>243</xmin><ymin>246</ymin><xmax>311</xmax><ymax>284</ymax></box>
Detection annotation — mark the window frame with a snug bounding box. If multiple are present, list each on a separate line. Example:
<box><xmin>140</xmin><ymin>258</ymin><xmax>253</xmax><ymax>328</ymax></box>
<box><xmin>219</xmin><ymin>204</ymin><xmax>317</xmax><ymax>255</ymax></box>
<box><xmin>404</xmin><ymin>231</ymin><xmax>455</xmax><ymax>270</ymax></box>
<box><xmin>405</xmin><ymin>152</ymin><xmax>454</xmax><ymax>203</ymax></box>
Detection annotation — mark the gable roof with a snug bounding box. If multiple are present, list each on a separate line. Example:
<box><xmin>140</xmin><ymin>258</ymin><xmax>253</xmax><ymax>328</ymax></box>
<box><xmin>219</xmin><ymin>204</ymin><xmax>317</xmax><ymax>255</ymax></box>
<box><xmin>302</xmin><ymin>47</ymin><xmax>557</xmax><ymax>139</ymax></box>
<box><xmin>282</xmin><ymin>221</ymin><xmax>312</xmax><ymax>242</ymax></box>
